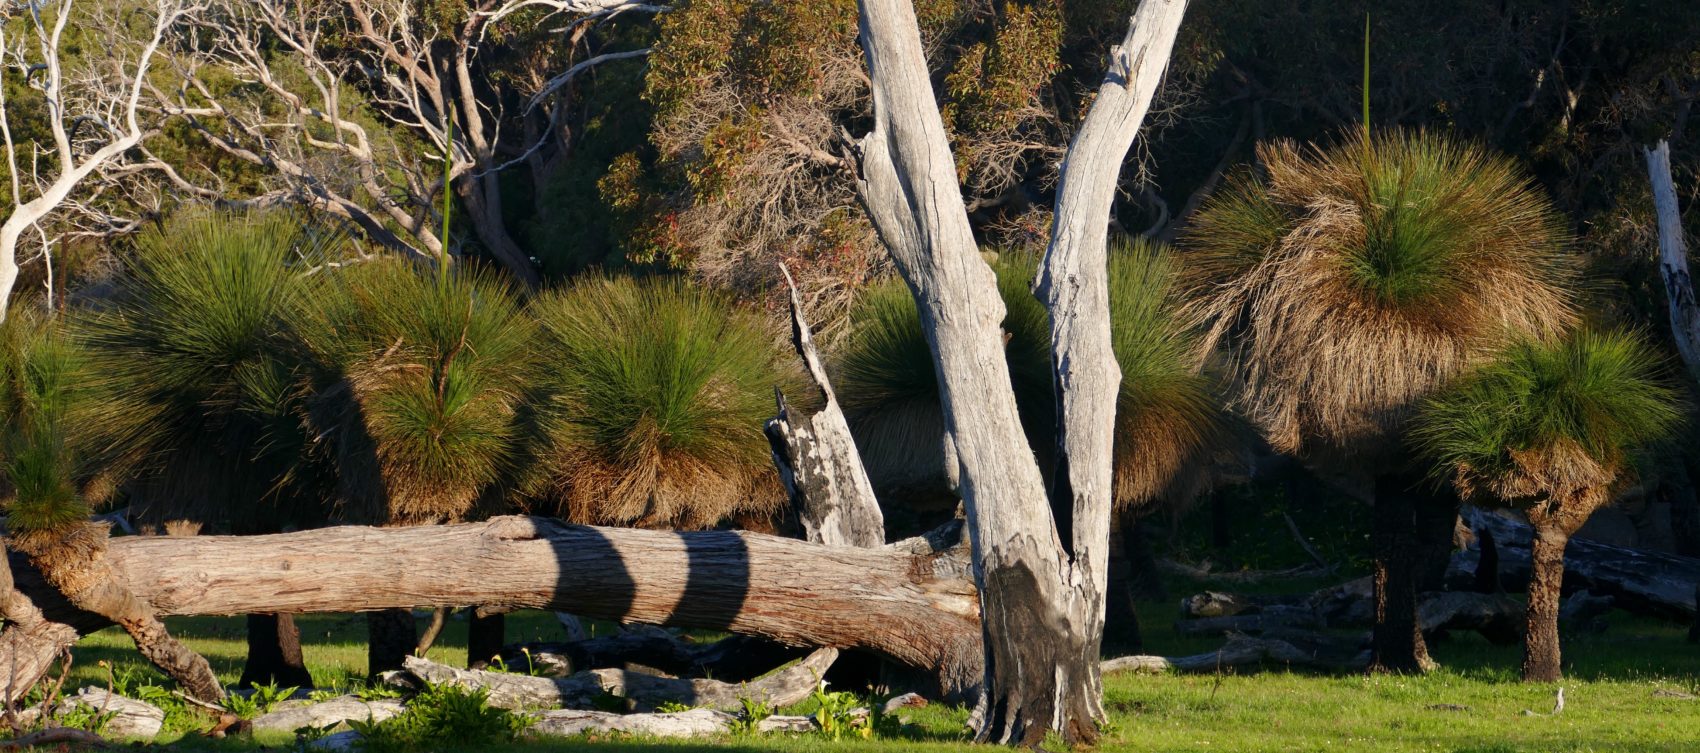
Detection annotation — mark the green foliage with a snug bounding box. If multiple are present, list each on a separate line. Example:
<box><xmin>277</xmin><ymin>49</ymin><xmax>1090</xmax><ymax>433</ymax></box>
<box><xmin>0</xmin><ymin>309</ymin><xmax>102</xmax><ymax>533</ymax></box>
<box><xmin>297</xmin><ymin>258</ymin><xmax>538</xmax><ymax>524</ymax></box>
<box><xmin>77</xmin><ymin>209</ymin><xmax>340</xmax><ymax>530</ymax></box>
<box><xmin>225</xmin><ymin>681</ymin><xmax>299</xmax><ymax>720</ymax></box>
<box><xmin>808</xmin><ymin>683</ymin><xmax>868</xmax><ymax>740</ymax></box>
<box><xmin>837</xmin><ymin>241</ymin><xmax>1222</xmax><ymax>507</ymax></box>
<box><xmin>526</xmin><ymin>275</ymin><xmax>785</xmax><ymax>528</ymax></box>
<box><xmin>728</xmin><ymin>695</ymin><xmax>773</xmax><ymax>736</ymax></box>
<box><xmin>349</xmin><ymin>684</ymin><xmax>528</xmax><ymax>753</ymax></box>
<box><xmin>1412</xmin><ymin>329</ymin><xmax>1683</xmax><ymax>498</ymax></box>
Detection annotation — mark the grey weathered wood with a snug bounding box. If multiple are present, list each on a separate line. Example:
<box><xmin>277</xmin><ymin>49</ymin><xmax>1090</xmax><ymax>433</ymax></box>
<box><xmin>0</xmin><ymin>517</ymin><xmax>981</xmax><ymax>705</ymax></box>
<box><xmin>527</xmin><ymin>708</ymin><xmax>824</xmax><ymax>738</ymax></box>
<box><xmin>1173</xmin><ymin>605</ymin><xmax>1324</xmax><ymax>637</ymax></box>
<box><xmin>55</xmin><ymin>687</ymin><xmax>165</xmax><ymax>740</ymax></box>
<box><xmin>1461</xmin><ymin>507</ymin><xmax>1700</xmax><ymax>620</ymax></box>
<box><xmin>1646</xmin><ymin>140</ymin><xmax>1700</xmax><ymax>382</ymax></box>
<box><xmin>850</xmin><ymin>0</ymin><xmax>1189</xmax><ymax>743</ymax></box>
<box><xmin>401</xmin><ymin>649</ymin><xmax>835</xmax><ymax>712</ymax></box>
<box><xmin>1101</xmin><ymin>633</ymin><xmax>1359</xmax><ymax>675</ymax></box>
<box><xmin>250</xmin><ymin>696</ymin><xmax>404</xmax><ymax>733</ymax></box>
<box><xmin>765</xmin><ymin>264</ymin><xmax>886</xmax><ymax>549</ymax></box>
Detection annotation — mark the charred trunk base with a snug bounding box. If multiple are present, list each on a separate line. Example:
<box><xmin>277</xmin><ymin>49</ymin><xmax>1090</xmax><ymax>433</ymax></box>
<box><xmin>1369</xmin><ymin>475</ymin><xmax>1435</xmax><ymax>673</ymax></box>
<box><xmin>367</xmin><ymin>609</ymin><xmax>417</xmax><ymax>678</ymax></box>
<box><xmin>975</xmin><ymin>563</ymin><xmax>1100</xmax><ymax>747</ymax></box>
<box><xmin>240</xmin><ymin>613</ymin><xmax>313</xmax><ymax>689</ymax></box>
<box><xmin>1522</xmin><ymin>527</ymin><xmax>1568</xmax><ymax>682</ymax></box>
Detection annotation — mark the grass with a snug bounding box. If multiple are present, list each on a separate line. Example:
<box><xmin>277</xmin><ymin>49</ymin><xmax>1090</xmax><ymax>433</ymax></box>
<box><xmin>57</xmin><ymin>600</ymin><xmax>1700</xmax><ymax>752</ymax></box>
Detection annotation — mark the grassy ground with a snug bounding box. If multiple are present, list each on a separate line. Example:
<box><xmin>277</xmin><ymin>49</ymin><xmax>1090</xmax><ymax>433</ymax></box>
<box><xmin>57</xmin><ymin>600</ymin><xmax>1700</xmax><ymax>753</ymax></box>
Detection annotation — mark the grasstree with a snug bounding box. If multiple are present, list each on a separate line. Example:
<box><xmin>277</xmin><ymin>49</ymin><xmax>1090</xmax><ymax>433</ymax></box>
<box><xmin>78</xmin><ymin>210</ymin><xmax>340</xmax><ymax>689</ymax></box>
<box><xmin>1414</xmin><ymin>330</ymin><xmax>1682</xmax><ymax>682</ymax></box>
<box><xmin>296</xmin><ymin>258</ymin><xmax>539</xmax><ymax>672</ymax></box>
<box><xmin>524</xmin><ymin>276</ymin><xmax>788</xmax><ymax>530</ymax></box>
<box><xmin>0</xmin><ymin>310</ymin><xmax>225</xmax><ymax>702</ymax></box>
<box><xmin>1182</xmin><ymin>130</ymin><xmax>1579</xmax><ymax>672</ymax></box>
<box><xmin>837</xmin><ymin>240</ymin><xmax>1228</xmax><ymax>528</ymax></box>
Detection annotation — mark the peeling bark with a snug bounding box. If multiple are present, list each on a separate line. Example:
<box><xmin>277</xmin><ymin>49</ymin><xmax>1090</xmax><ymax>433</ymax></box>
<box><xmin>1646</xmin><ymin>140</ymin><xmax>1700</xmax><ymax>383</ymax></box>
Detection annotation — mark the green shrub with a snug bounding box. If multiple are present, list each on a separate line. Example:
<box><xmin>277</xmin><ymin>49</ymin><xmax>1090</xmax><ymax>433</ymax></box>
<box><xmin>526</xmin><ymin>275</ymin><xmax>786</xmax><ymax>529</ymax></box>
<box><xmin>350</xmin><ymin>684</ymin><xmax>528</xmax><ymax>753</ymax></box>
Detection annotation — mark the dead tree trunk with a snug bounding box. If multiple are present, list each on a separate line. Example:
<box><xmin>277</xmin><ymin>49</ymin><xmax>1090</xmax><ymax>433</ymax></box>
<box><xmin>0</xmin><ymin>517</ymin><xmax>983</xmax><ymax>705</ymax></box>
<box><xmin>1645</xmin><ymin>140</ymin><xmax>1700</xmax><ymax>383</ymax></box>
<box><xmin>849</xmin><ymin>0</ymin><xmax>1188</xmax><ymax>743</ymax></box>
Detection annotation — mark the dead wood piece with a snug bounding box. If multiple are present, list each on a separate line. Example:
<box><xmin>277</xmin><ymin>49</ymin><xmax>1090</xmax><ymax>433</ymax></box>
<box><xmin>249</xmin><ymin>696</ymin><xmax>404</xmax><ymax>733</ymax></box>
<box><xmin>1416</xmin><ymin>592</ymin><xmax>1523</xmax><ymax>645</ymax></box>
<box><xmin>55</xmin><ymin>687</ymin><xmax>164</xmax><ymax>740</ymax></box>
<box><xmin>1173</xmin><ymin>606</ymin><xmax>1323</xmax><ymax>637</ymax></box>
<box><xmin>1462</xmin><ymin>507</ymin><xmax>1700</xmax><ymax>621</ymax></box>
<box><xmin>1101</xmin><ymin>632</ymin><xmax>1368</xmax><ymax>675</ymax></box>
<box><xmin>1559</xmin><ymin>590</ymin><xmax>1616</xmax><ymax>627</ymax></box>
<box><xmin>401</xmin><ymin>648</ymin><xmax>837</xmax><ymax>712</ymax></box>
<box><xmin>1179</xmin><ymin>591</ymin><xmax>1307</xmax><ymax>619</ymax></box>
<box><xmin>1653</xmin><ymin>688</ymin><xmax>1698</xmax><ymax>700</ymax></box>
<box><xmin>527</xmin><ymin>708</ymin><xmax>825</xmax><ymax>738</ymax></box>
<box><xmin>0</xmin><ymin>727</ymin><xmax>109</xmax><ymax>750</ymax></box>
<box><xmin>1159</xmin><ymin>559</ymin><xmax>1332</xmax><ymax>584</ymax></box>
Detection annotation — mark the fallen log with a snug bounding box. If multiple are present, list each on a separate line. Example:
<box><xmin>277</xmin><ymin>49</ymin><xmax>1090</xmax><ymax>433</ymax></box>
<box><xmin>1415</xmin><ymin>592</ymin><xmax>1521</xmax><ymax>645</ymax></box>
<box><xmin>0</xmin><ymin>516</ymin><xmax>983</xmax><ymax>705</ymax></box>
<box><xmin>1461</xmin><ymin>507</ymin><xmax>1700</xmax><ymax>621</ymax></box>
<box><xmin>1101</xmin><ymin>632</ymin><xmax>1368</xmax><ymax>675</ymax></box>
<box><xmin>494</xmin><ymin>631</ymin><xmax>811</xmax><ymax>684</ymax></box>
<box><xmin>398</xmin><ymin>650</ymin><xmax>836</xmax><ymax>713</ymax></box>
<box><xmin>526</xmin><ymin>708</ymin><xmax>825</xmax><ymax>738</ymax></box>
<box><xmin>1172</xmin><ymin>605</ymin><xmax>1323</xmax><ymax>637</ymax></box>
<box><xmin>249</xmin><ymin>696</ymin><xmax>404</xmax><ymax>733</ymax></box>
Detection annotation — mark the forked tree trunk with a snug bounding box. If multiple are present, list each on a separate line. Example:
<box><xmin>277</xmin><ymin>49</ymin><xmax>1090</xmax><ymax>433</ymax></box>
<box><xmin>1368</xmin><ymin>475</ymin><xmax>1434</xmax><ymax>673</ymax></box>
<box><xmin>239</xmin><ymin>614</ymin><xmax>314</xmax><ymax>689</ymax></box>
<box><xmin>850</xmin><ymin>0</ymin><xmax>1188</xmax><ymax>743</ymax></box>
<box><xmin>1523</xmin><ymin>526</ymin><xmax>1569</xmax><ymax>682</ymax></box>
<box><xmin>0</xmin><ymin>517</ymin><xmax>984</xmax><ymax>705</ymax></box>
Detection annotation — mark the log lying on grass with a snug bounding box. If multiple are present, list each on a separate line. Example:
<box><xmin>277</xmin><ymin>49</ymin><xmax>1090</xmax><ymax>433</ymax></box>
<box><xmin>527</xmin><ymin>708</ymin><xmax>826</xmax><ymax>738</ymax></box>
<box><xmin>0</xmin><ymin>516</ymin><xmax>983</xmax><ymax>705</ymax></box>
<box><xmin>494</xmin><ymin>630</ymin><xmax>811</xmax><ymax>683</ymax></box>
<box><xmin>397</xmin><ymin>650</ymin><xmax>836</xmax><ymax>712</ymax></box>
<box><xmin>1101</xmin><ymin>632</ymin><xmax>1369</xmax><ymax>674</ymax></box>
<box><xmin>1461</xmin><ymin>507</ymin><xmax>1700</xmax><ymax>620</ymax></box>
<box><xmin>1177</xmin><ymin>581</ymin><xmax>1521</xmax><ymax>643</ymax></box>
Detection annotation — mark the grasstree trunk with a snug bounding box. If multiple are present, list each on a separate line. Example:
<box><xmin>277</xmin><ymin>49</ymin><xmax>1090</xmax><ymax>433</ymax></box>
<box><xmin>10</xmin><ymin>525</ymin><xmax>226</xmax><ymax>701</ymax></box>
<box><xmin>1369</xmin><ymin>475</ymin><xmax>1434</xmax><ymax>673</ymax></box>
<box><xmin>849</xmin><ymin>0</ymin><xmax>1188</xmax><ymax>743</ymax></box>
<box><xmin>1522</xmin><ymin>524</ymin><xmax>1568</xmax><ymax>683</ymax></box>
<box><xmin>239</xmin><ymin>614</ymin><xmax>313</xmax><ymax>689</ymax></box>
<box><xmin>468</xmin><ymin>611</ymin><xmax>507</xmax><ymax>670</ymax></box>
<box><xmin>367</xmin><ymin>609</ymin><xmax>417</xmax><ymax>678</ymax></box>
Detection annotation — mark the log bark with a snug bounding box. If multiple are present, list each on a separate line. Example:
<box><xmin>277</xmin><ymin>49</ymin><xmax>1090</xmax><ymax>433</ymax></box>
<box><xmin>0</xmin><ymin>517</ymin><xmax>983</xmax><ymax>705</ymax></box>
<box><xmin>1523</xmin><ymin>526</ymin><xmax>1569</xmax><ymax>682</ymax></box>
<box><xmin>239</xmin><ymin>614</ymin><xmax>314</xmax><ymax>689</ymax></box>
<box><xmin>526</xmin><ymin>708</ymin><xmax>823</xmax><ymax>738</ymax></box>
<box><xmin>849</xmin><ymin>0</ymin><xmax>1188</xmax><ymax>743</ymax></box>
<box><xmin>399</xmin><ymin>650</ymin><xmax>834</xmax><ymax>712</ymax></box>
<box><xmin>1645</xmin><ymin>140</ymin><xmax>1700</xmax><ymax>384</ymax></box>
<box><xmin>1460</xmin><ymin>507</ymin><xmax>1700</xmax><ymax>621</ymax></box>
<box><xmin>250</xmin><ymin>695</ymin><xmax>404</xmax><ymax>733</ymax></box>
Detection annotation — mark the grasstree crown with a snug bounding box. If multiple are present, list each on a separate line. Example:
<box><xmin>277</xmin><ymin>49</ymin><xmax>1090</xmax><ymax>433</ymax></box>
<box><xmin>837</xmin><ymin>239</ymin><xmax>1228</xmax><ymax>512</ymax></box>
<box><xmin>1183</xmin><ymin>130</ymin><xmax>1579</xmax><ymax>464</ymax></box>
<box><xmin>77</xmin><ymin>210</ymin><xmax>335</xmax><ymax>532</ymax></box>
<box><xmin>298</xmin><ymin>258</ymin><xmax>539</xmax><ymax>526</ymax></box>
<box><xmin>1413</xmin><ymin>329</ymin><xmax>1683</xmax><ymax>530</ymax></box>
<box><xmin>526</xmin><ymin>276</ymin><xmax>787</xmax><ymax>529</ymax></box>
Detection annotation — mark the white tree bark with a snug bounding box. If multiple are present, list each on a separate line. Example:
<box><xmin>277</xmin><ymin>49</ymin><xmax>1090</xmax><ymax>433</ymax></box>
<box><xmin>850</xmin><ymin>0</ymin><xmax>1188</xmax><ymax>744</ymax></box>
<box><xmin>1646</xmin><ymin>140</ymin><xmax>1700</xmax><ymax>382</ymax></box>
<box><xmin>0</xmin><ymin>0</ymin><xmax>188</xmax><ymax>324</ymax></box>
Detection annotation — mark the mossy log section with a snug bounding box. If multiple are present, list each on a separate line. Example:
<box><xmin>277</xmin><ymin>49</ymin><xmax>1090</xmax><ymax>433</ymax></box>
<box><xmin>0</xmin><ymin>516</ymin><xmax>982</xmax><ymax>704</ymax></box>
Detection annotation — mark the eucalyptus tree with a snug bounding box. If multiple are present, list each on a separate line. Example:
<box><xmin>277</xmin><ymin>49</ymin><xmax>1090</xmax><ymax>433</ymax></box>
<box><xmin>1414</xmin><ymin>330</ymin><xmax>1681</xmax><ymax>682</ymax></box>
<box><xmin>1183</xmin><ymin>131</ymin><xmax>1578</xmax><ymax>671</ymax></box>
